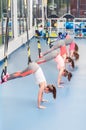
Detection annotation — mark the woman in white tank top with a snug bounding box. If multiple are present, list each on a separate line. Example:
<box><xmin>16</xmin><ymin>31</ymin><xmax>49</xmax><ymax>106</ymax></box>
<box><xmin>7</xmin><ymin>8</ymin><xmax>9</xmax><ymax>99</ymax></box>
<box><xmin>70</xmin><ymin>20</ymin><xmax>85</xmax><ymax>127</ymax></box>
<box><xmin>1</xmin><ymin>62</ymin><xmax>56</xmax><ymax>109</ymax></box>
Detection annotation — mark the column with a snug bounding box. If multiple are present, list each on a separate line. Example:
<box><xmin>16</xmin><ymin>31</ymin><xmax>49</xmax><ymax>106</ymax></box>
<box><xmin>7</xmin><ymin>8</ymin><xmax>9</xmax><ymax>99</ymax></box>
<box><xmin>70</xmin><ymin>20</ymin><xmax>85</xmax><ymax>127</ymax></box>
<box><xmin>12</xmin><ymin>0</ymin><xmax>18</xmax><ymax>38</ymax></box>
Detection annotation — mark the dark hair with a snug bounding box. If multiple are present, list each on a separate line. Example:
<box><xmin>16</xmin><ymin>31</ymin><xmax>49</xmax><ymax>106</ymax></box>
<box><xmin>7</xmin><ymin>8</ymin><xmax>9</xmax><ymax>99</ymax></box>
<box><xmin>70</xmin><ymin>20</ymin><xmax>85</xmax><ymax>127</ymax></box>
<box><xmin>38</xmin><ymin>40</ymin><xmax>40</xmax><ymax>43</ymax></box>
<box><xmin>58</xmin><ymin>32</ymin><xmax>62</xmax><ymax>37</ymax></box>
<box><xmin>66</xmin><ymin>57</ymin><xmax>75</xmax><ymax>68</ymax></box>
<box><xmin>68</xmin><ymin>72</ymin><xmax>72</xmax><ymax>81</ymax></box>
<box><xmin>47</xmin><ymin>84</ymin><xmax>56</xmax><ymax>99</ymax></box>
<box><xmin>75</xmin><ymin>43</ymin><xmax>79</xmax><ymax>52</ymax></box>
<box><xmin>73</xmin><ymin>51</ymin><xmax>79</xmax><ymax>60</ymax></box>
<box><xmin>63</xmin><ymin>69</ymin><xmax>72</xmax><ymax>81</ymax></box>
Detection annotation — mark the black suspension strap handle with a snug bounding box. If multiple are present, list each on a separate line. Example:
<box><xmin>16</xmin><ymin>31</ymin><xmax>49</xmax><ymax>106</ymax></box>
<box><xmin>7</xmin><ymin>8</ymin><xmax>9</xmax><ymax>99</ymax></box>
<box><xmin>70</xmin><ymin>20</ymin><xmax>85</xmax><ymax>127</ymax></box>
<box><xmin>1</xmin><ymin>0</ymin><xmax>11</xmax><ymax>82</ymax></box>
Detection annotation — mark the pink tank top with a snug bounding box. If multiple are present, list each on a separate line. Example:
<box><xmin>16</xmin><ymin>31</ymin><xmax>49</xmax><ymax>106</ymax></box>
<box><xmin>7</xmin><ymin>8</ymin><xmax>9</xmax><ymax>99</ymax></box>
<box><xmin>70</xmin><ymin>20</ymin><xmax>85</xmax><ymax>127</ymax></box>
<box><xmin>60</xmin><ymin>45</ymin><xmax>67</xmax><ymax>56</ymax></box>
<box><xmin>54</xmin><ymin>54</ymin><xmax>65</xmax><ymax>70</ymax></box>
<box><xmin>69</xmin><ymin>42</ymin><xmax>75</xmax><ymax>51</ymax></box>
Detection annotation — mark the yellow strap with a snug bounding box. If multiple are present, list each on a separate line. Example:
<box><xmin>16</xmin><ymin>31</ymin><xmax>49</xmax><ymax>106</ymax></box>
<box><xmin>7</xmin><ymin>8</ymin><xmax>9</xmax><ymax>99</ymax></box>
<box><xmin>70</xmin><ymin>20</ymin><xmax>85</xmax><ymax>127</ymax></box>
<box><xmin>8</xmin><ymin>0</ymin><xmax>11</xmax><ymax>10</ymax></box>
<box><xmin>46</xmin><ymin>32</ymin><xmax>49</xmax><ymax>38</ymax></box>
<box><xmin>4</xmin><ymin>60</ymin><xmax>7</xmax><ymax>67</ymax></box>
<box><xmin>48</xmin><ymin>38</ymin><xmax>51</xmax><ymax>45</ymax></box>
<box><xmin>24</xmin><ymin>0</ymin><xmax>27</xmax><ymax>8</ymax></box>
<box><xmin>38</xmin><ymin>43</ymin><xmax>41</xmax><ymax>49</ymax></box>
<box><xmin>28</xmin><ymin>48</ymin><xmax>30</xmax><ymax>56</ymax></box>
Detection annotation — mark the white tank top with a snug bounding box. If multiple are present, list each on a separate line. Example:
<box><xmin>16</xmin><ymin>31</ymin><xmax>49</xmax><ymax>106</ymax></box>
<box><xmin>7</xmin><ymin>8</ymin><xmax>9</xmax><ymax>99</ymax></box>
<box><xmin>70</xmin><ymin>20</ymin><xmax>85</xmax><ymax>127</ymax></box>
<box><xmin>34</xmin><ymin>67</ymin><xmax>46</xmax><ymax>85</ymax></box>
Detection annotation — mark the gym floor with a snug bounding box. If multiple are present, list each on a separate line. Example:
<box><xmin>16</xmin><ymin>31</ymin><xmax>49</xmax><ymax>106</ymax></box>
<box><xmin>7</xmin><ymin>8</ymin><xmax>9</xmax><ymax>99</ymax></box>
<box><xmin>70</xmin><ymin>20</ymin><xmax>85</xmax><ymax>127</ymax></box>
<box><xmin>0</xmin><ymin>37</ymin><xmax>86</xmax><ymax>130</ymax></box>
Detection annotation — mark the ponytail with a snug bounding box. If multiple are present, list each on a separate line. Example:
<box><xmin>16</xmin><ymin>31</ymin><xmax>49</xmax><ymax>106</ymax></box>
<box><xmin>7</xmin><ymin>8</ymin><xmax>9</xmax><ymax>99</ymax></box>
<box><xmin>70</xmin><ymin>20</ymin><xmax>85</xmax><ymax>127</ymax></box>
<box><xmin>73</xmin><ymin>52</ymin><xmax>79</xmax><ymax>60</ymax></box>
<box><xmin>52</xmin><ymin>85</ymin><xmax>56</xmax><ymax>99</ymax></box>
<box><xmin>63</xmin><ymin>69</ymin><xmax>72</xmax><ymax>81</ymax></box>
<box><xmin>68</xmin><ymin>72</ymin><xmax>72</xmax><ymax>81</ymax></box>
<box><xmin>66</xmin><ymin>57</ymin><xmax>75</xmax><ymax>68</ymax></box>
<box><xmin>75</xmin><ymin>43</ymin><xmax>79</xmax><ymax>52</ymax></box>
<box><xmin>47</xmin><ymin>84</ymin><xmax>56</xmax><ymax>99</ymax></box>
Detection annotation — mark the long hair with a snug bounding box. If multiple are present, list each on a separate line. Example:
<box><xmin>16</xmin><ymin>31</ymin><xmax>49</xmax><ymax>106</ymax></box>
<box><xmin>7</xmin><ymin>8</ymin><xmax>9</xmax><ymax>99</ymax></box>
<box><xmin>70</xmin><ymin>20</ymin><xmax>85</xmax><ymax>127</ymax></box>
<box><xmin>63</xmin><ymin>69</ymin><xmax>72</xmax><ymax>81</ymax></box>
<box><xmin>73</xmin><ymin>51</ymin><xmax>79</xmax><ymax>60</ymax></box>
<box><xmin>47</xmin><ymin>84</ymin><xmax>56</xmax><ymax>99</ymax></box>
<box><xmin>66</xmin><ymin>57</ymin><xmax>75</xmax><ymax>68</ymax></box>
<box><xmin>75</xmin><ymin>43</ymin><xmax>79</xmax><ymax>52</ymax></box>
<box><xmin>68</xmin><ymin>72</ymin><xmax>72</xmax><ymax>81</ymax></box>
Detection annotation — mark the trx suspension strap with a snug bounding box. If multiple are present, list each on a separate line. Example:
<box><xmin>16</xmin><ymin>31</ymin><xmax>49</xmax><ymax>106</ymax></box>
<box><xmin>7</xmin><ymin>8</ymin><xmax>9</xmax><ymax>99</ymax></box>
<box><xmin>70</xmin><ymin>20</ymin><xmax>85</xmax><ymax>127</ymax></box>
<box><xmin>1</xmin><ymin>0</ymin><xmax>10</xmax><ymax>82</ymax></box>
<box><xmin>24</xmin><ymin>0</ymin><xmax>32</xmax><ymax>64</ymax></box>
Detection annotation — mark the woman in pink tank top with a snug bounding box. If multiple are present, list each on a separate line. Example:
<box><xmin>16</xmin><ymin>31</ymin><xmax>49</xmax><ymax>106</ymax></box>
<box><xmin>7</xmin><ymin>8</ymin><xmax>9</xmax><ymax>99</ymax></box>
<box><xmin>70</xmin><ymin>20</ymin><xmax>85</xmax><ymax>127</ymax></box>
<box><xmin>54</xmin><ymin>54</ymin><xmax>72</xmax><ymax>88</ymax></box>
